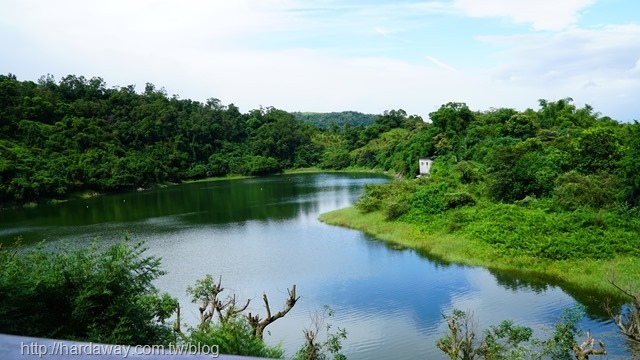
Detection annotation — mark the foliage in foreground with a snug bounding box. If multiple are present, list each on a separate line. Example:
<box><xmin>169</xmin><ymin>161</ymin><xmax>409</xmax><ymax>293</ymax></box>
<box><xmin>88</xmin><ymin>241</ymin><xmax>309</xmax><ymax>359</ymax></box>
<box><xmin>0</xmin><ymin>240</ymin><xmax>176</xmax><ymax>345</ymax></box>
<box><xmin>293</xmin><ymin>305</ymin><xmax>348</xmax><ymax>360</ymax></box>
<box><xmin>437</xmin><ymin>306</ymin><xmax>607</xmax><ymax>360</ymax></box>
<box><xmin>0</xmin><ymin>240</ymin><xmax>347</xmax><ymax>358</ymax></box>
<box><xmin>173</xmin><ymin>274</ymin><xmax>299</xmax><ymax>358</ymax></box>
<box><xmin>3</xmin><ymin>238</ymin><xmax>640</xmax><ymax>358</ymax></box>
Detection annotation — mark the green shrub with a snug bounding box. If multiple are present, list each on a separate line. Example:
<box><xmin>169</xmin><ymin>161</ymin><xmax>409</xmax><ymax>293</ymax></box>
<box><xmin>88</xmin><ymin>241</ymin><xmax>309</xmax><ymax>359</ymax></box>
<box><xmin>447</xmin><ymin>222</ymin><xmax>463</xmax><ymax>233</ymax></box>
<box><xmin>320</xmin><ymin>148</ymin><xmax>351</xmax><ymax>170</ymax></box>
<box><xmin>0</xmin><ymin>240</ymin><xmax>176</xmax><ymax>345</ymax></box>
<box><xmin>411</xmin><ymin>183</ymin><xmax>449</xmax><ymax>215</ymax></box>
<box><xmin>385</xmin><ymin>199</ymin><xmax>410</xmax><ymax>220</ymax></box>
<box><xmin>355</xmin><ymin>195</ymin><xmax>382</xmax><ymax>213</ymax></box>
<box><xmin>356</xmin><ymin>181</ymin><xmax>419</xmax><ymax>214</ymax></box>
<box><xmin>554</xmin><ymin>171</ymin><xmax>618</xmax><ymax>210</ymax></box>
<box><xmin>185</xmin><ymin>317</ymin><xmax>284</xmax><ymax>358</ymax></box>
<box><xmin>453</xmin><ymin>161</ymin><xmax>483</xmax><ymax>184</ymax></box>
<box><xmin>184</xmin><ymin>163</ymin><xmax>208</xmax><ymax>179</ymax></box>
<box><xmin>243</xmin><ymin>156</ymin><xmax>283</xmax><ymax>175</ymax></box>
<box><xmin>208</xmin><ymin>154</ymin><xmax>230</xmax><ymax>176</ymax></box>
<box><xmin>444</xmin><ymin>192</ymin><xmax>476</xmax><ymax>209</ymax></box>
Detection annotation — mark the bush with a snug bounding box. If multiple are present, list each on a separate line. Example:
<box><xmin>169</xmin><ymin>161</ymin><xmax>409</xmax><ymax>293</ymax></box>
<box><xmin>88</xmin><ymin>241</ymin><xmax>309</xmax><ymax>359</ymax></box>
<box><xmin>320</xmin><ymin>148</ymin><xmax>351</xmax><ymax>170</ymax></box>
<box><xmin>355</xmin><ymin>194</ymin><xmax>382</xmax><ymax>213</ymax></box>
<box><xmin>384</xmin><ymin>199</ymin><xmax>411</xmax><ymax>220</ymax></box>
<box><xmin>185</xmin><ymin>317</ymin><xmax>283</xmax><ymax>358</ymax></box>
<box><xmin>453</xmin><ymin>161</ymin><xmax>483</xmax><ymax>184</ymax></box>
<box><xmin>411</xmin><ymin>182</ymin><xmax>449</xmax><ymax>215</ymax></box>
<box><xmin>444</xmin><ymin>192</ymin><xmax>476</xmax><ymax>209</ymax></box>
<box><xmin>184</xmin><ymin>163</ymin><xmax>208</xmax><ymax>179</ymax></box>
<box><xmin>437</xmin><ymin>306</ymin><xmax>600</xmax><ymax>360</ymax></box>
<box><xmin>0</xmin><ymin>240</ymin><xmax>176</xmax><ymax>345</ymax></box>
<box><xmin>355</xmin><ymin>183</ymin><xmax>386</xmax><ymax>212</ymax></box>
<box><xmin>208</xmin><ymin>154</ymin><xmax>229</xmax><ymax>176</ymax></box>
<box><xmin>487</xmin><ymin>138</ymin><xmax>568</xmax><ymax>202</ymax></box>
<box><xmin>554</xmin><ymin>171</ymin><xmax>618</xmax><ymax>210</ymax></box>
<box><xmin>243</xmin><ymin>156</ymin><xmax>283</xmax><ymax>176</ymax></box>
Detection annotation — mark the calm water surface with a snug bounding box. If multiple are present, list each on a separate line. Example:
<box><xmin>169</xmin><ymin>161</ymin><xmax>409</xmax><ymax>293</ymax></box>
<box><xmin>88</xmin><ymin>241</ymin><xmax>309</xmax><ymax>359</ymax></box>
<box><xmin>0</xmin><ymin>173</ymin><xmax>636</xmax><ymax>359</ymax></box>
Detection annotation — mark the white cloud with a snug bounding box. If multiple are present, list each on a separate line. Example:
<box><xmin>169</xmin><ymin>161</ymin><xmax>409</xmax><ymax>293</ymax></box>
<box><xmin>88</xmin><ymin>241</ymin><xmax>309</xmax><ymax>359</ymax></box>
<box><xmin>453</xmin><ymin>0</ymin><xmax>596</xmax><ymax>31</ymax></box>
<box><xmin>631</xmin><ymin>58</ymin><xmax>640</xmax><ymax>73</ymax></box>
<box><xmin>479</xmin><ymin>24</ymin><xmax>640</xmax><ymax>119</ymax></box>
<box><xmin>481</xmin><ymin>25</ymin><xmax>640</xmax><ymax>82</ymax></box>
<box><xmin>426</xmin><ymin>56</ymin><xmax>458</xmax><ymax>72</ymax></box>
<box><xmin>0</xmin><ymin>0</ymin><xmax>638</xmax><ymax>121</ymax></box>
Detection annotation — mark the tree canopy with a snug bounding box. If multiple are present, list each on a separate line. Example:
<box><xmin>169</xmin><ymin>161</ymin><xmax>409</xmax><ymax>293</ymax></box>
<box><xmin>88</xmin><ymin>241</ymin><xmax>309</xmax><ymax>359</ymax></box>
<box><xmin>1</xmin><ymin>73</ymin><xmax>638</xmax><ymax>212</ymax></box>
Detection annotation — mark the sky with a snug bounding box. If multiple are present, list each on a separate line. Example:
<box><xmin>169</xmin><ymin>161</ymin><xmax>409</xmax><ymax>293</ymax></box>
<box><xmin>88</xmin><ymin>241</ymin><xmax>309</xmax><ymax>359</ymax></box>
<box><xmin>1</xmin><ymin>0</ymin><xmax>639</xmax><ymax>121</ymax></box>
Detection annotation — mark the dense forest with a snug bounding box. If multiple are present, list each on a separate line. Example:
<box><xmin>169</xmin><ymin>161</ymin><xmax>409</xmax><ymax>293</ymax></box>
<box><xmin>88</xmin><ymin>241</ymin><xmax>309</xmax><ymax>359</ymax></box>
<box><xmin>347</xmin><ymin>98</ymin><xmax>640</xmax><ymax>262</ymax></box>
<box><xmin>2</xmin><ymin>73</ymin><xmax>640</xmax><ymax>358</ymax></box>
<box><xmin>0</xmin><ymin>74</ymin><xmax>421</xmax><ymax>207</ymax></box>
<box><xmin>1</xmin><ymin>73</ymin><xmax>639</xmax><ymax>214</ymax></box>
<box><xmin>292</xmin><ymin>111</ymin><xmax>377</xmax><ymax>128</ymax></box>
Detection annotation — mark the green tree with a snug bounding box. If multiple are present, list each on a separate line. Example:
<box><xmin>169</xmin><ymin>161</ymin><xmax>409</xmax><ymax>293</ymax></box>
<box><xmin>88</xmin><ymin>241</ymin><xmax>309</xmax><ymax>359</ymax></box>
<box><xmin>503</xmin><ymin>114</ymin><xmax>539</xmax><ymax>139</ymax></box>
<box><xmin>573</xmin><ymin>127</ymin><xmax>622</xmax><ymax>174</ymax></box>
<box><xmin>620</xmin><ymin>122</ymin><xmax>640</xmax><ymax>206</ymax></box>
<box><xmin>0</xmin><ymin>240</ymin><xmax>176</xmax><ymax>345</ymax></box>
<box><xmin>487</xmin><ymin>138</ymin><xmax>568</xmax><ymax>202</ymax></box>
<box><xmin>429</xmin><ymin>102</ymin><xmax>474</xmax><ymax>136</ymax></box>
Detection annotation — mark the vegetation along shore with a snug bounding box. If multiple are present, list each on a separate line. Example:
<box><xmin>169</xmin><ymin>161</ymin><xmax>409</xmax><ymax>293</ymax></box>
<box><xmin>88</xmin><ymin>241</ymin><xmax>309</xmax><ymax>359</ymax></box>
<box><xmin>1</xmin><ymin>73</ymin><xmax>639</xmax><ymax>357</ymax></box>
<box><xmin>2</xmin><ymin>74</ymin><xmax>639</xmax><ymax>295</ymax></box>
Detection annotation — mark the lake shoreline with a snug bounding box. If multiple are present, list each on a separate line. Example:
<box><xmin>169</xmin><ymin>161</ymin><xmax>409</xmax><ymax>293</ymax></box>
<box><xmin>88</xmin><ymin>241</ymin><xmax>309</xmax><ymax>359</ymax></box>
<box><xmin>319</xmin><ymin>206</ymin><xmax>638</xmax><ymax>309</ymax></box>
<box><xmin>1</xmin><ymin>168</ymin><xmax>392</xmax><ymax>211</ymax></box>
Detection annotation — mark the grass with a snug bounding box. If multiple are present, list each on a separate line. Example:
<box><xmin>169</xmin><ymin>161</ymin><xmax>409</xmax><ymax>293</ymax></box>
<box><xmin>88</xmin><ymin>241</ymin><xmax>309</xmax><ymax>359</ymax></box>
<box><xmin>183</xmin><ymin>174</ymin><xmax>250</xmax><ymax>183</ymax></box>
<box><xmin>319</xmin><ymin>206</ymin><xmax>640</xmax><ymax>309</ymax></box>
<box><xmin>285</xmin><ymin>166</ymin><xmax>390</xmax><ymax>175</ymax></box>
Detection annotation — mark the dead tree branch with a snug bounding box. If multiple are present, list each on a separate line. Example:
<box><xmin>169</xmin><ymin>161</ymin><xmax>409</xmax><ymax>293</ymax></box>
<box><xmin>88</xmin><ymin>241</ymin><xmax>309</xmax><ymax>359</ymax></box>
<box><xmin>248</xmin><ymin>285</ymin><xmax>299</xmax><ymax>339</ymax></box>
<box><xmin>214</xmin><ymin>293</ymin><xmax>251</xmax><ymax>323</ymax></box>
<box><xmin>436</xmin><ymin>310</ymin><xmax>479</xmax><ymax>360</ymax></box>
<box><xmin>572</xmin><ymin>331</ymin><xmax>606</xmax><ymax>360</ymax></box>
<box><xmin>172</xmin><ymin>303</ymin><xmax>189</xmax><ymax>342</ymax></box>
<box><xmin>607</xmin><ymin>275</ymin><xmax>640</xmax><ymax>342</ymax></box>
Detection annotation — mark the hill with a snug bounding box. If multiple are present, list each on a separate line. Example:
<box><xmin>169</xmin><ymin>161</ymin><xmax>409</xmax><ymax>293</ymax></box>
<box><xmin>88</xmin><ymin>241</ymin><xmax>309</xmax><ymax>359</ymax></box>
<box><xmin>292</xmin><ymin>111</ymin><xmax>377</xmax><ymax>128</ymax></box>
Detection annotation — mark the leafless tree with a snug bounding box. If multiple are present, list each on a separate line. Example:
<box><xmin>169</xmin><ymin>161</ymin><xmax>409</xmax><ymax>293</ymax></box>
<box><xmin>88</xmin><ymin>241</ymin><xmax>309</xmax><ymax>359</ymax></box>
<box><xmin>572</xmin><ymin>331</ymin><xmax>606</xmax><ymax>360</ymax></box>
<box><xmin>248</xmin><ymin>285</ymin><xmax>299</xmax><ymax>339</ymax></box>
<box><xmin>174</xmin><ymin>275</ymin><xmax>298</xmax><ymax>340</ymax></box>
<box><xmin>607</xmin><ymin>274</ymin><xmax>640</xmax><ymax>343</ymax></box>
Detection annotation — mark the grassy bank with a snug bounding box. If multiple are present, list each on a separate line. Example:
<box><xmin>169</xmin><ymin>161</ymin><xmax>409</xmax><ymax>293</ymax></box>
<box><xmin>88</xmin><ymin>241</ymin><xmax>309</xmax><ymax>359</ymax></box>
<box><xmin>284</xmin><ymin>166</ymin><xmax>391</xmax><ymax>175</ymax></box>
<box><xmin>319</xmin><ymin>206</ymin><xmax>639</xmax><ymax>309</ymax></box>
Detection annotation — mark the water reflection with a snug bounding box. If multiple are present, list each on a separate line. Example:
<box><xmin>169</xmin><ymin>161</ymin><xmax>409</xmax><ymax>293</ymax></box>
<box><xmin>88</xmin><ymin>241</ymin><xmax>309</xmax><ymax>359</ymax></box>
<box><xmin>0</xmin><ymin>173</ymin><xmax>634</xmax><ymax>359</ymax></box>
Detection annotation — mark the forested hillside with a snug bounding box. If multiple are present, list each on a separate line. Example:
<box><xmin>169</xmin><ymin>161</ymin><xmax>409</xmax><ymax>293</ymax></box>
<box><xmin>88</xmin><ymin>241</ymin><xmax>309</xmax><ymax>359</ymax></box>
<box><xmin>292</xmin><ymin>111</ymin><xmax>377</xmax><ymax>128</ymax></box>
<box><xmin>331</xmin><ymin>99</ymin><xmax>640</xmax><ymax>293</ymax></box>
<box><xmin>0</xmin><ymin>74</ymin><xmax>423</xmax><ymax>207</ymax></box>
<box><xmin>3</xmin><ymin>73</ymin><xmax>639</xmax><ymax>358</ymax></box>
<box><xmin>1</xmin><ymin>73</ymin><xmax>639</xmax><ymax>216</ymax></box>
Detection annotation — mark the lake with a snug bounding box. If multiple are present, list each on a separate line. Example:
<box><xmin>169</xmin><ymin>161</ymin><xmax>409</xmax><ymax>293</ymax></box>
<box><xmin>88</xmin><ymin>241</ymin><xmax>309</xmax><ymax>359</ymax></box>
<box><xmin>0</xmin><ymin>173</ymin><xmax>636</xmax><ymax>359</ymax></box>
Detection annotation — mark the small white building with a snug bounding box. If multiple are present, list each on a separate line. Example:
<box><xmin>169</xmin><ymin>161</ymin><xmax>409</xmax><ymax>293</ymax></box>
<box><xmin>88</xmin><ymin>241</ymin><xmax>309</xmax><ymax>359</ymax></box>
<box><xmin>418</xmin><ymin>158</ymin><xmax>433</xmax><ymax>176</ymax></box>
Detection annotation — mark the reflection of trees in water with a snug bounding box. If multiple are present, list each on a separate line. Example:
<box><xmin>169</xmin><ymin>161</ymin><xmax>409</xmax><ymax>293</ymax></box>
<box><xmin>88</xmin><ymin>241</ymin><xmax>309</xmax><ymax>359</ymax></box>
<box><xmin>490</xmin><ymin>269</ymin><xmax>550</xmax><ymax>293</ymax></box>
<box><xmin>413</xmin><ymin>246</ymin><xmax>459</xmax><ymax>268</ymax></box>
<box><xmin>409</xmin><ymin>240</ymin><xmax>625</xmax><ymax>319</ymax></box>
<box><xmin>364</xmin><ymin>235</ymin><xmax>466</xmax><ymax>269</ymax></box>
<box><xmin>1</xmin><ymin>173</ymin><xmax>389</xmax><ymax>245</ymax></box>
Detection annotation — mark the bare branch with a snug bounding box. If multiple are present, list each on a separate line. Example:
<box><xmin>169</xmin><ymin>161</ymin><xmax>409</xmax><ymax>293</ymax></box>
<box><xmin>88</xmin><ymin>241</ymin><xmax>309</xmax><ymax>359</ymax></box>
<box><xmin>216</xmin><ymin>294</ymin><xmax>251</xmax><ymax>323</ymax></box>
<box><xmin>572</xmin><ymin>331</ymin><xmax>606</xmax><ymax>360</ymax></box>
<box><xmin>607</xmin><ymin>275</ymin><xmax>640</xmax><ymax>342</ymax></box>
<box><xmin>248</xmin><ymin>285</ymin><xmax>299</xmax><ymax>339</ymax></box>
<box><xmin>172</xmin><ymin>303</ymin><xmax>189</xmax><ymax>343</ymax></box>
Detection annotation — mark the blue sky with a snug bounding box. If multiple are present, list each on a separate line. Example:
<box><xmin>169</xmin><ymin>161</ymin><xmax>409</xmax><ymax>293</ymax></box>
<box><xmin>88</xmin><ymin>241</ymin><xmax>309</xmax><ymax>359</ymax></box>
<box><xmin>1</xmin><ymin>0</ymin><xmax>639</xmax><ymax>121</ymax></box>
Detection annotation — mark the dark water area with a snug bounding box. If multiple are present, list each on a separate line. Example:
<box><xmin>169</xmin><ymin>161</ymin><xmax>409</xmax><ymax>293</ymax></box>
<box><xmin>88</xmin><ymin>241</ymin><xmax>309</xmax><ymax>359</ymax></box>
<box><xmin>0</xmin><ymin>173</ymin><xmax>636</xmax><ymax>359</ymax></box>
